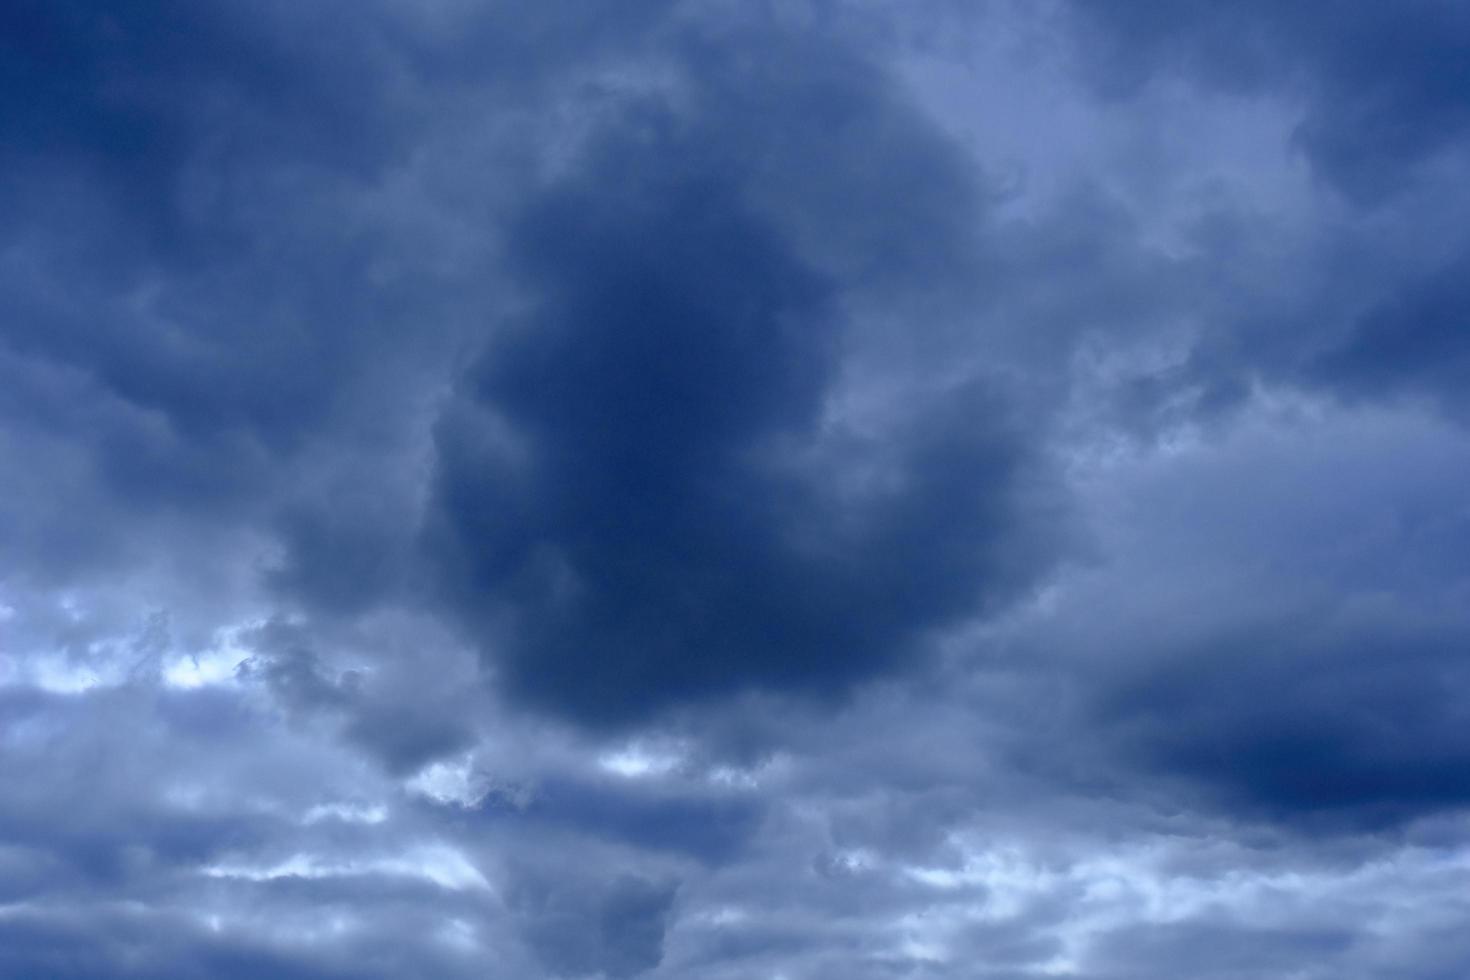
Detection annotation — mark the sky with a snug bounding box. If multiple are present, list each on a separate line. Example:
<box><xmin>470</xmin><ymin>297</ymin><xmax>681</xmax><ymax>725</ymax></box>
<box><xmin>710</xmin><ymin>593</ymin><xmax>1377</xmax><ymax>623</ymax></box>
<box><xmin>3</xmin><ymin>1</ymin><xmax>1470</xmax><ymax>977</ymax></box>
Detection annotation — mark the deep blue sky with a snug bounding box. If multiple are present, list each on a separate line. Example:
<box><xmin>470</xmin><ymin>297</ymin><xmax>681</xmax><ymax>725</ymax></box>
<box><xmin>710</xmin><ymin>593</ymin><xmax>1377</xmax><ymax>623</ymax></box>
<box><xmin>4</xmin><ymin>2</ymin><xmax>1470</xmax><ymax>977</ymax></box>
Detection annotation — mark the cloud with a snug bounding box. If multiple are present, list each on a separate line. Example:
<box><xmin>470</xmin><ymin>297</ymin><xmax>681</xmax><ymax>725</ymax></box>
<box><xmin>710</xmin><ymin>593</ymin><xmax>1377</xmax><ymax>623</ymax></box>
<box><xmin>424</xmin><ymin>28</ymin><xmax>1069</xmax><ymax>727</ymax></box>
<box><xmin>1060</xmin><ymin>0</ymin><xmax>1470</xmax><ymax>204</ymax></box>
<box><xmin>516</xmin><ymin>873</ymin><xmax>679</xmax><ymax>979</ymax></box>
<box><xmin>1312</xmin><ymin>248</ymin><xmax>1470</xmax><ymax>417</ymax></box>
<box><xmin>4</xmin><ymin>1</ymin><xmax>1470</xmax><ymax>977</ymax></box>
<box><xmin>1040</xmin><ymin>398</ymin><xmax>1470</xmax><ymax>826</ymax></box>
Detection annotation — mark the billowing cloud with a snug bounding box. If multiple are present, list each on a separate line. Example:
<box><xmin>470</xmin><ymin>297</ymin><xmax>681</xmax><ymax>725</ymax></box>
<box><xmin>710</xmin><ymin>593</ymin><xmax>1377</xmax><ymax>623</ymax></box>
<box><xmin>418</xmin><ymin>20</ymin><xmax>1073</xmax><ymax>727</ymax></box>
<box><xmin>4</xmin><ymin>1</ymin><xmax>1470</xmax><ymax>978</ymax></box>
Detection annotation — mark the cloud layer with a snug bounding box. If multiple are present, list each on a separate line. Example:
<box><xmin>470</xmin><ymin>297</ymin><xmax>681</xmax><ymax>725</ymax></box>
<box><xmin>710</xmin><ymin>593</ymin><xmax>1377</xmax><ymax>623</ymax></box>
<box><xmin>4</xmin><ymin>1</ymin><xmax>1470</xmax><ymax>977</ymax></box>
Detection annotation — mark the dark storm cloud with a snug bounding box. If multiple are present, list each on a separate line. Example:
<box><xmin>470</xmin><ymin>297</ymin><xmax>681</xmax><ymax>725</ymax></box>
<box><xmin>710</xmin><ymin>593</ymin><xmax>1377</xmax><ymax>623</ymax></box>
<box><xmin>516</xmin><ymin>873</ymin><xmax>678</xmax><ymax>979</ymax></box>
<box><xmin>1312</xmin><ymin>248</ymin><xmax>1470</xmax><ymax>417</ymax></box>
<box><xmin>239</xmin><ymin>618</ymin><xmax>479</xmax><ymax>775</ymax></box>
<box><xmin>425</xmin><ymin>31</ymin><xmax>1067</xmax><ymax>727</ymax></box>
<box><xmin>0</xmin><ymin>0</ymin><xmax>417</xmax><ymax>458</ymax></box>
<box><xmin>1101</xmin><ymin>616</ymin><xmax>1470</xmax><ymax>826</ymax></box>
<box><xmin>0</xmin><ymin>0</ymin><xmax>402</xmax><ymax>235</ymax></box>
<box><xmin>0</xmin><ymin>0</ymin><xmax>687</xmax><ymax>599</ymax></box>
<box><xmin>1062</xmin><ymin>0</ymin><xmax>1470</xmax><ymax>203</ymax></box>
<box><xmin>0</xmin><ymin>1</ymin><xmax>452</xmax><ymax>605</ymax></box>
<box><xmin>7</xmin><ymin>2</ymin><xmax>1470</xmax><ymax>978</ymax></box>
<box><xmin>1035</xmin><ymin>404</ymin><xmax>1470</xmax><ymax>829</ymax></box>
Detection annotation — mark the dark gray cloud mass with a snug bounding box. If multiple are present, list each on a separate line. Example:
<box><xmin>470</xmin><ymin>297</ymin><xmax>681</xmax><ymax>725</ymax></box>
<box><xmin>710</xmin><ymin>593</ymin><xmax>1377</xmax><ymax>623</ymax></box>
<box><xmin>1064</xmin><ymin>0</ymin><xmax>1470</xmax><ymax>203</ymax></box>
<box><xmin>424</xmin><ymin>56</ymin><xmax>1062</xmax><ymax>723</ymax></box>
<box><xmin>4</xmin><ymin>1</ymin><xmax>1470</xmax><ymax>977</ymax></box>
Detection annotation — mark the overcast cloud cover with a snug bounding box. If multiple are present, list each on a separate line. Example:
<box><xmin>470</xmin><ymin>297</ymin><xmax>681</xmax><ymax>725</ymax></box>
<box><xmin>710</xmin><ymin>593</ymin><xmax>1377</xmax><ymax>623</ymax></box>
<box><xmin>4</xmin><ymin>1</ymin><xmax>1470</xmax><ymax>976</ymax></box>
